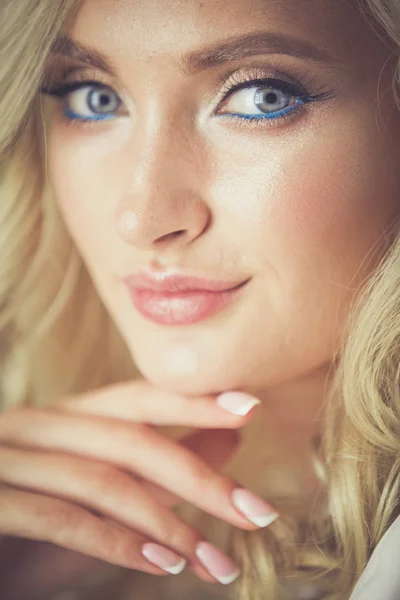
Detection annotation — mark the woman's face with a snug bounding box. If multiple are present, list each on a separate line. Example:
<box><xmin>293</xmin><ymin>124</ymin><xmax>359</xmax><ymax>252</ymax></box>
<box><xmin>45</xmin><ymin>0</ymin><xmax>400</xmax><ymax>398</ymax></box>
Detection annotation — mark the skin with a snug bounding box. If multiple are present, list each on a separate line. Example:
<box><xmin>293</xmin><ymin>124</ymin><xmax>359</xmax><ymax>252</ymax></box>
<box><xmin>44</xmin><ymin>0</ymin><xmax>400</xmax><ymax>491</ymax></box>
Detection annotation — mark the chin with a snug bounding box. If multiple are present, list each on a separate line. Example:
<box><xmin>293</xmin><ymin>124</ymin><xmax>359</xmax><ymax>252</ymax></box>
<box><xmin>134</xmin><ymin>361</ymin><xmax>244</xmax><ymax>398</ymax></box>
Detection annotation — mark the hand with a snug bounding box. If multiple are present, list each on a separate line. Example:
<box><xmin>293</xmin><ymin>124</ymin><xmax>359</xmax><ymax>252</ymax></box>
<box><xmin>0</xmin><ymin>427</ymin><xmax>243</xmax><ymax>600</ymax></box>
<box><xmin>0</xmin><ymin>380</ymin><xmax>279</xmax><ymax>595</ymax></box>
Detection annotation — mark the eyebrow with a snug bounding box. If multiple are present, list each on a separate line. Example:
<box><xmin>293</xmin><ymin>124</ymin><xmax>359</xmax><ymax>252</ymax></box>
<box><xmin>49</xmin><ymin>31</ymin><xmax>341</xmax><ymax>76</ymax></box>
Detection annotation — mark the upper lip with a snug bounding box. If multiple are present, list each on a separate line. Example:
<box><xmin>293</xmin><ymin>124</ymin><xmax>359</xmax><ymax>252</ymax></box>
<box><xmin>121</xmin><ymin>269</ymin><xmax>249</xmax><ymax>293</ymax></box>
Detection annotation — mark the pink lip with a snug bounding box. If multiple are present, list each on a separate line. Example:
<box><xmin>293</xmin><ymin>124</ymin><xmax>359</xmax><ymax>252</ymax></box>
<box><xmin>121</xmin><ymin>271</ymin><xmax>250</xmax><ymax>325</ymax></box>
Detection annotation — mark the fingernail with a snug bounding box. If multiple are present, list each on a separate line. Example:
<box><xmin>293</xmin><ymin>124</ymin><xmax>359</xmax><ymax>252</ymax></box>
<box><xmin>141</xmin><ymin>543</ymin><xmax>187</xmax><ymax>574</ymax></box>
<box><xmin>195</xmin><ymin>541</ymin><xmax>240</xmax><ymax>585</ymax></box>
<box><xmin>232</xmin><ymin>488</ymin><xmax>280</xmax><ymax>527</ymax></box>
<box><xmin>216</xmin><ymin>392</ymin><xmax>260</xmax><ymax>416</ymax></box>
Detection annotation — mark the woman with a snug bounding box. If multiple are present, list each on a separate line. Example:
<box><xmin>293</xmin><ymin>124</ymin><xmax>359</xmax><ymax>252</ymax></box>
<box><xmin>0</xmin><ymin>0</ymin><xmax>399</xmax><ymax>598</ymax></box>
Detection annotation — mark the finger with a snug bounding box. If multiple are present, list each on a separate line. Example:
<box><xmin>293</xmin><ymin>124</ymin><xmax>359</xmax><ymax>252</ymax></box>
<box><xmin>101</xmin><ymin>516</ymin><xmax>217</xmax><ymax>584</ymax></box>
<box><xmin>139</xmin><ymin>428</ymin><xmax>240</xmax><ymax>506</ymax></box>
<box><xmin>0</xmin><ymin>447</ymin><xmax>238</xmax><ymax>582</ymax></box>
<box><xmin>52</xmin><ymin>380</ymin><xmax>260</xmax><ymax>427</ymax></box>
<box><xmin>0</xmin><ymin>409</ymin><xmax>279</xmax><ymax>531</ymax></box>
<box><xmin>0</xmin><ymin>485</ymin><xmax>184</xmax><ymax>577</ymax></box>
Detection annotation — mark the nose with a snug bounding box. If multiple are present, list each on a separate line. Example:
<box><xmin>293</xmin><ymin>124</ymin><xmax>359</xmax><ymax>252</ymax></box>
<box><xmin>114</xmin><ymin>119</ymin><xmax>211</xmax><ymax>251</ymax></box>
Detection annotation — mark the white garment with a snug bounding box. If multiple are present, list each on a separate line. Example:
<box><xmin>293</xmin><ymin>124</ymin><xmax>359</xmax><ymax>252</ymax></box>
<box><xmin>349</xmin><ymin>515</ymin><xmax>400</xmax><ymax>600</ymax></box>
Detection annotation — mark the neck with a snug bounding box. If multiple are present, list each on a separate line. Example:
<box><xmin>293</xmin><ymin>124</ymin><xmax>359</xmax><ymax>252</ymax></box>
<box><xmin>228</xmin><ymin>363</ymin><xmax>336</xmax><ymax>506</ymax></box>
<box><xmin>251</xmin><ymin>363</ymin><xmax>334</xmax><ymax>436</ymax></box>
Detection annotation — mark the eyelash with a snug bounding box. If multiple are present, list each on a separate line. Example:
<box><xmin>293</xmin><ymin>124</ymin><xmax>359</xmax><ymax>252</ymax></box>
<box><xmin>39</xmin><ymin>67</ymin><xmax>335</xmax><ymax>130</ymax></box>
<box><xmin>217</xmin><ymin>68</ymin><xmax>333</xmax><ymax>127</ymax></box>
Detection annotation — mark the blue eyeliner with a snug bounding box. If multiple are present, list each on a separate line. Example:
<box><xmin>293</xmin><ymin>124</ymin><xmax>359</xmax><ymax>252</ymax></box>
<box><xmin>40</xmin><ymin>76</ymin><xmax>332</xmax><ymax>125</ymax></box>
<box><xmin>64</xmin><ymin>107</ymin><xmax>116</xmax><ymax>121</ymax></box>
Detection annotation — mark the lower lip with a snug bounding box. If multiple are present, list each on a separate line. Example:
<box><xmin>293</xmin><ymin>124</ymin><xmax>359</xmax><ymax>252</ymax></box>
<box><xmin>128</xmin><ymin>283</ymin><xmax>248</xmax><ymax>325</ymax></box>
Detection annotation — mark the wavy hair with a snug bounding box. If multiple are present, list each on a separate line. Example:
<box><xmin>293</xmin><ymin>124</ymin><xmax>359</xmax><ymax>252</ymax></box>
<box><xmin>0</xmin><ymin>1</ymin><xmax>400</xmax><ymax>599</ymax></box>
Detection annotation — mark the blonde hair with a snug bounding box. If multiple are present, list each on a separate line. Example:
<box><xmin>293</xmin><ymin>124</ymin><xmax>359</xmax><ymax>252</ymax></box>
<box><xmin>1</xmin><ymin>1</ymin><xmax>400</xmax><ymax>599</ymax></box>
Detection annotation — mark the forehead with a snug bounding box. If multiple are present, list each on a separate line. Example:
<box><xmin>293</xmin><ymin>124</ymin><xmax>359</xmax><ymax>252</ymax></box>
<box><xmin>68</xmin><ymin>0</ymin><xmax>387</xmax><ymax>70</ymax></box>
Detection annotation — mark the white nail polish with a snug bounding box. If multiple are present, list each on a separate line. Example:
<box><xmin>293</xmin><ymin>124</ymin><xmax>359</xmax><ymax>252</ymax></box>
<box><xmin>218</xmin><ymin>570</ymin><xmax>241</xmax><ymax>585</ymax></box>
<box><xmin>165</xmin><ymin>559</ymin><xmax>187</xmax><ymax>575</ymax></box>
<box><xmin>248</xmin><ymin>513</ymin><xmax>280</xmax><ymax>528</ymax></box>
<box><xmin>216</xmin><ymin>392</ymin><xmax>260</xmax><ymax>416</ymax></box>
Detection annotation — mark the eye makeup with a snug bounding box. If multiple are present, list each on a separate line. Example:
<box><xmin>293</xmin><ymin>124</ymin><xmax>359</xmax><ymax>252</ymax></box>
<box><xmin>39</xmin><ymin>62</ymin><xmax>336</xmax><ymax>130</ymax></box>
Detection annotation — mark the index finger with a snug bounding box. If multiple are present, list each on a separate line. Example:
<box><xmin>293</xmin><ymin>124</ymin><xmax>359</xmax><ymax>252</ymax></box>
<box><xmin>0</xmin><ymin>408</ymin><xmax>278</xmax><ymax>532</ymax></box>
<box><xmin>53</xmin><ymin>381</ymin><xmax>261</xmax><ymax>428</ymax></box>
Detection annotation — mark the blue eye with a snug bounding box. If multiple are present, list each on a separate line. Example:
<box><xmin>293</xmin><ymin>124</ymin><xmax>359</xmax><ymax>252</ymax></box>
<box><xmin>40</xmin><ymin>75</ymin><xmax>332</xmax><ymax>126</ymax></box>
<box><xmin>217</xmin><ymin>77</ymin><xmax>321</xmax><ymax>123</ymax></box>
<box><xmin>40</xmin><ymin>80</ymin><xmax>122</xmax><ymax>121</ymax></box>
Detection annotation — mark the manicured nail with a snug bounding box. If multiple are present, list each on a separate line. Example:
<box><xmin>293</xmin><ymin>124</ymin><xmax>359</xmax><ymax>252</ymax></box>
<box><xmin>232</xmin><ymin>488</ymin><xmax>280</xmax><ymax>527</ymax></box>
<box><xmin>141</xmin><ymin>543</ymin><xmax>187</xmax><ymax>574</ymax></box>
<box><xmin>195</xmin><ymin>541</ymin><xmax>240</xmax><ymax>585</ymax></box>
<box><xmin>216</xmin><ymin>392</ymin><xmax>260</xmax><ymax>416</ymax></box>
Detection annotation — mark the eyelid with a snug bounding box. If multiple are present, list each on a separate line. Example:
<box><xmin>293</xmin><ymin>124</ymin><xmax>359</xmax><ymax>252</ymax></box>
<box><xmin>215</xmin><ymin>65</ymin><xmax>317</xmax><ymax>102</ymax></box>
<box><xmin>40</xmin><ymin>63</ymin><xmax>334</xmax><ymax>128</ymax></box>
<box><xmin>43</xmin><ymin>63</ymin><xmax>113</xmax><ymax>86</ymax></box>
<box><xmin>45</xmin><ymin>63</ymin><xmax>319</xmax><ymax>95</ymax></box>
<box><xmin>43</xmin><ymin>63</ymin><xmax>326</xmax><ymax>103</ymax></box>
<box><xmin>41</xmin><ymin>67</ymin><xmax>123</xmax><ymax>99</ymax></box>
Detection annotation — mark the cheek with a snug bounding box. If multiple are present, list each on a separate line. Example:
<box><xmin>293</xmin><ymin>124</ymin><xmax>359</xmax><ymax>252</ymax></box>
<box><xmin>289</xmin><ymin>145</ymin><xmax>398</xmax><ymax>272</ymax></box>
<box><xmin>243</xmin><ymin>126</ymin><xmax>400</xmax><ymax>291</ymax></box>
<box><xmin>46</xmin><ymin>125</ymin><xmax>124</xmax><ymax>269</ymax></box>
